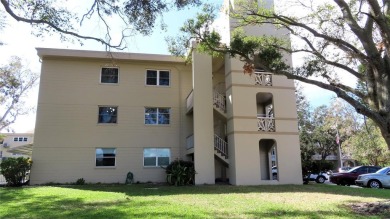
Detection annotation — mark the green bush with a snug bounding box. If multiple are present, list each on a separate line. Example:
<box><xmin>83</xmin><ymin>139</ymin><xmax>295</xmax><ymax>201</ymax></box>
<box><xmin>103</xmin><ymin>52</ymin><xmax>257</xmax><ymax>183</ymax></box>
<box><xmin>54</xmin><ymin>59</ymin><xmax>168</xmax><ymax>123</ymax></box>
<box><xmin>75</xmin><ymin>178</ymin><xmax>85</xmax><ymax>185</ymax></box>
<box><xmin>0</xmin><ymin>157</ymin><xmax>32</xmax><ymax>187</ymax></box>
<box><xmin>164</xmin><ymin>160</ymin><xmax>196</xmax><ymax>186</ymax></box>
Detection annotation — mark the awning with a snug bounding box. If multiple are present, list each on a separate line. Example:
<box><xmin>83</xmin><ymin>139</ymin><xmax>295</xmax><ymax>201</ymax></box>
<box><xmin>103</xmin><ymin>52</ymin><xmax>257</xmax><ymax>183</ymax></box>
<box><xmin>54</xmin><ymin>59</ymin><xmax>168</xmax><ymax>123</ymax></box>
<box><xmin>7</xmin><ymin>143</ymin><xmax>33</xmax><ymax>156</ymax></box>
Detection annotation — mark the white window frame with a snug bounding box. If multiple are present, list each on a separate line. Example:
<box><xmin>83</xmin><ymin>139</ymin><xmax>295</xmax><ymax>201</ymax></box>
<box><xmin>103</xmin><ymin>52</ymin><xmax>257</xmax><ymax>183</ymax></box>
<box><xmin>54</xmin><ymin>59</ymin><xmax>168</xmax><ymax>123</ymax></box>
<box><xmin>144</xmin><ymin>107</ymin><xmax>170</xmax><ymax>125</ymax></box>
<box><xmin>95</xmin><ymin>148</ymin><xmax>116</xmax><ymax>167</ymax></box>
<box><xmin>145</xmin><ymin>69</ymin><xmax>170</xmax><ymax>86</ymax></box>
<box><xmin>143</xmin><ymin>148</ymin><xmax>171</xmax><ymax>167</ymax></box>
<box><xmin>100</xmin><ymin>67</ymin><xmax>119</xmax><ymax>84</ymax></box>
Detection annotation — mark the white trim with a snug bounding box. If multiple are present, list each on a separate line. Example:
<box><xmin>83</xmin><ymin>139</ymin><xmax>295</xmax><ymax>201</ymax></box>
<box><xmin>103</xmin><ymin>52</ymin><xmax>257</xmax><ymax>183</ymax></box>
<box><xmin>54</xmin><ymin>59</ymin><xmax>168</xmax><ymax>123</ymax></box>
<box><xmin>145</xmin><ymin>69</ymin><xmax>171</xmax><ymax>87</ymax></box>
<box><xmin>100</xmin><ymin>67</ymin><xmax>120</xmax><ymax>84</ymax></box>
<box><xmin>144</xmin><ymin>107</ymin><xmax>171</xmax><ymax>125</ymax></box>
<box><xmin>95</xmin><ymin>148</ymin><xmax>117</xmax><ymax>167</ymax></box>
<box><xmin>143</xmin><ymin>148</ymin><xmax>171</xmax><ymax>167</ymax></box>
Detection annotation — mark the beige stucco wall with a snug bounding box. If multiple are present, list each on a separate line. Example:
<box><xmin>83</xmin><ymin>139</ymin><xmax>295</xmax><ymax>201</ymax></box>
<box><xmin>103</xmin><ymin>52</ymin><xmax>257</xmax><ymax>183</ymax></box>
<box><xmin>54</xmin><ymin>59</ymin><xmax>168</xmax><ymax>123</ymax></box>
<box><xmin>31</xmin><ymin>50</ymin><xmax>192</xmax><ymax>184</ymax></box>
<box><xmin>192</xmin><ymin>51</ymin><xmax>215</xmax><ymax>184</ymax></box>
<box><xmin>225</xmin><ymin>55</ymin><xmax>302</xmax><ymax>185</ymax></box>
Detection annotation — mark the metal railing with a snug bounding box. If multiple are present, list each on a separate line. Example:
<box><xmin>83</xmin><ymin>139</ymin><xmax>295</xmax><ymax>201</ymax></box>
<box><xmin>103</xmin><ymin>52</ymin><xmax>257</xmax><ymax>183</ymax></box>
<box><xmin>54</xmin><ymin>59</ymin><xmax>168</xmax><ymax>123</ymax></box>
<box><xmin>213</xmin><ymin>91</ymin><xmax>226</xmax><ymax>113</ymax></box>
<box><xmin>214</xmin><ymin>134</ymin><xmax>228</xmax><ymax>158</ymax></box>
<box><xmin>257</xmin><ymin>115</ymin><xmax>275</xmax><ymax>132</ymax></box>
<box><xmin>254</xmin><ymin>72</ymin><xmax>272</xmax><ymax>86</ymax></box>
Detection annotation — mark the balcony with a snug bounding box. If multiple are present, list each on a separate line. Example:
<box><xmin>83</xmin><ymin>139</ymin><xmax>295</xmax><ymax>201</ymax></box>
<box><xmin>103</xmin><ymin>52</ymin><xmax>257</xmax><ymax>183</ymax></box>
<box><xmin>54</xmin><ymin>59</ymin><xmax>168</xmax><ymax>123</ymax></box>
<box><xmin>213</xmin><ymin>91</ymin><xmax>226</xmax><ymax>114</ymax></box>
<box><xmin>214</xmin><ymin>134</ymin><xmax>228</xmax><ymax>158</ymax></box>
<box><xmin>185</xmin><ymin>134</ymin><xmax>228</xmax><ymax>159</ymax></box>
<box><xmin>257</xmin><ymin>114</ymin><xmax>275</xmax><ymax>132</ymax></box>
<box><xmin>186</xmin><ymin>134</ymin><xmax>194</xmax><ymax>150</ymax></box>
<box><xmin>185</xmin><ymin>90</ymin><xmax>226</xmax><ymax>115</ymax></box>
<box><xmin>254</xmin><ymin>72</ymin><xmax>272</xmax><ymax>86</ymax></box>
<box><xmin>186</xmin><ymin>90</ymin><xmax>194</xmax><ymax>113</ymax></box>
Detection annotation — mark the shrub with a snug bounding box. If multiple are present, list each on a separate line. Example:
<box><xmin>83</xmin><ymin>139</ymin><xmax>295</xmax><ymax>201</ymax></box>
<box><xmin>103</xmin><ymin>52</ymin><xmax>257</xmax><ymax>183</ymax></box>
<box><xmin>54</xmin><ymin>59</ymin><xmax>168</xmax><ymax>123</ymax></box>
<box><xmin>75</xmin><ymin>178</ymin><xmax>85</xmax><ymax>185</ymax></box>
<box><xmin>0</xmin><ymin>157</ymin><xmax>32</xmax><ymax>187</ymax></box>
<box><xmin>164</xmin><ymin>159</ymin><xmax>196</xmax><ymax>186</ymax></box>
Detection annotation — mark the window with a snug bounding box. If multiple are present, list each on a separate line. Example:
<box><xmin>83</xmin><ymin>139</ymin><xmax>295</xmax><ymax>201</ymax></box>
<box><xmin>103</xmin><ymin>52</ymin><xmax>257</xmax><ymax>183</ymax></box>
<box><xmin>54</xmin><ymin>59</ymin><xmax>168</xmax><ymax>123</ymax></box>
<box><xmin>98</xmin><ymin>106</ymin><xmax>118</xmax><ymax>123</ymax></box>
<box><xmin>101</xmin><ymin>67</ymin><xmax>119</xmax><ymax>84</ymax></box>
<box><xmin>145</xmin><ymin>107</ymin><xmax>170</xmax><ymax>125</ymax></box>
<box><xmin>146</xmin><ymin>70</ymin><xmax>170</xmax><ymax>86</ymax></box>
<box><xmin>143</xmin><ymin>148</ymin><xmax>170</xmax><ymax>167</ymax></box>
<box><xmin>13</xmin><ymin>137</ymin><xmax>27</xmax><ymax>141</ymax></box>
<box><xmin>96</xmin><ymin>148</ymin><xmax>116</xmax><ymax>167</ymax></box>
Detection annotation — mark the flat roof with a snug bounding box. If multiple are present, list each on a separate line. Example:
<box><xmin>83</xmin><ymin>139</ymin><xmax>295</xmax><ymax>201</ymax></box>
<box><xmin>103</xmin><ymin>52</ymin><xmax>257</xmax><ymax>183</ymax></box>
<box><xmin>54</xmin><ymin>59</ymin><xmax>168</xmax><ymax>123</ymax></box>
<box><xmin>36</xmin><ymin>48</ymin><xmax>185</xmax><ymax>63</ymax></box>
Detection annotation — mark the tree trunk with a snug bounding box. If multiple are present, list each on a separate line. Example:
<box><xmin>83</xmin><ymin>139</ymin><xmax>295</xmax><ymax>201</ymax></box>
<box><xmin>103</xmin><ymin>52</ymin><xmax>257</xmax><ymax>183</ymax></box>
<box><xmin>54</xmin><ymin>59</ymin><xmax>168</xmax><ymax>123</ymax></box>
<box><xmin>379</xmin><ymin>122</ymin><xmax>390</xmax><ymax>151</ymax></box>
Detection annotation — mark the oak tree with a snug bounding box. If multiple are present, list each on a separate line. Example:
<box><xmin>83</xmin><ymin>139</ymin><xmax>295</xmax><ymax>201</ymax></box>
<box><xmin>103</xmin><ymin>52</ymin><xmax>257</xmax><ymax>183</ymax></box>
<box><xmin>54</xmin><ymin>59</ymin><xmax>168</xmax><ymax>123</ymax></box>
<box><xmin>0</xmin><ymin>0</ymin><xmax>202</xmax><ymax>49</ymax></box>
<box><xmin>169</xmin><ymin>0</ymin><xmax>390</xmax><ymax>150</ymax></box>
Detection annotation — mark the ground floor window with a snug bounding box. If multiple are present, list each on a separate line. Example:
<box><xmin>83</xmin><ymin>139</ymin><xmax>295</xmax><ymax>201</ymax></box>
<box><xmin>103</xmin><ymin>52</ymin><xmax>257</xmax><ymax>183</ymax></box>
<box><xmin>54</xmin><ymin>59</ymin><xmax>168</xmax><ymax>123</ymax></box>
<box><xmin>96</xmin><ymin>148</ymin><xmax>116</xmax><ymax>167</ymax></box>
<box><xmin>143</xmin><ymin>148</ymin><xmax>170</xmax><ymax>167</ymax></box>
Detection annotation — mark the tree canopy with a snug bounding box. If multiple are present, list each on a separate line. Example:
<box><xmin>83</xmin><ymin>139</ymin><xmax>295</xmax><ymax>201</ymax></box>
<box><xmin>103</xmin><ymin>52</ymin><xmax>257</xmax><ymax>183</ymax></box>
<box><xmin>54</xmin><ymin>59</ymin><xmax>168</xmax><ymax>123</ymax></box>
<box><xmin>169</xmin><ymin>0</ymin><xmax>390</xmax><ymax>150</ymax></box>
<box><xmin>0</xmin><ymin>0</ymin><xmax>202</xmax><ymax>49</ymax></box>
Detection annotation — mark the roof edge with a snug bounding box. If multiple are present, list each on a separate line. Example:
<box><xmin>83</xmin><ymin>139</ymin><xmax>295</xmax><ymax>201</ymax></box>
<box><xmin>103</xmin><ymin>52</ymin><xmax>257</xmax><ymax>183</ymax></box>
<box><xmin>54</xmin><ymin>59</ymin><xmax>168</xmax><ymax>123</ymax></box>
<box><xmin>36</xmin><ymin>48</ymin><xmax>185</xmax><ymax>63</ymax></box>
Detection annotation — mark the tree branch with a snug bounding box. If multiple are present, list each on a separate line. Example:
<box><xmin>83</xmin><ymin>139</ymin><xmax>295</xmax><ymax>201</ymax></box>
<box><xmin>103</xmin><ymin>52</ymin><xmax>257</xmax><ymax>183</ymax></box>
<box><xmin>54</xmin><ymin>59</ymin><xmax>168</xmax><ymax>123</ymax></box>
<box><xmin>0</xmin><ymin>0</ymin><xmax>125</xmax><ymax>49</ymax></box>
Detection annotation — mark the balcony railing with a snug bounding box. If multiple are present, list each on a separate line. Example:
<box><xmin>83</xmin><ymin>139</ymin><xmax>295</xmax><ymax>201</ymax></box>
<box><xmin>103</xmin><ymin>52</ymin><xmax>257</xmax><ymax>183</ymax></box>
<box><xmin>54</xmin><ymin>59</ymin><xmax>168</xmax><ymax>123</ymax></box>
<box><xmin>254</xmin><ymin>72</ymin><xmax>272</xmax><ymax>86</ymax></box>
<box><xmin>213</xmin><ymin>91</ymin><xmax>226</xmax><ymax>113</ymax></box>
<box><xmin>186</xmin><ymin>134</ymin><xmax>228</xmax><ymax>158</ymax></box>
<box><xmin>214</xmin><ymin>134</ymin><xmax>228</xmax><ymax>158</ymax></box>
<box><xmin>257</xmin><ymin>114</ymin><xmax>275</xmax><ymax>132</ymax></box>
<box><xmin>186</xmin><ymin>134</ymin><xmax>194</xmax><ymax>150</ymax></box>
<box><xmin>186</xmin><ymin>90</ymin><xmax>194</xmax><ymax>112</ymax></box>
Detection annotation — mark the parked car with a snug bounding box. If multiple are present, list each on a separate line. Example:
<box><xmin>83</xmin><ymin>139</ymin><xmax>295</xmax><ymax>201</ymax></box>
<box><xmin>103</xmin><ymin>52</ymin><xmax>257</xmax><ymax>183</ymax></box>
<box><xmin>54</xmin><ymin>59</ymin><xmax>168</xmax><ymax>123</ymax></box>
<box><xmin>303</xmin><ymin>171</ymin><xmax>329</xmax><ymax>184</ymax></box>
<box><xmin>338</xmin><ymin>166</ymin><xmax>352</xmax><ymax>172</ymax></box>
<box><xmin>329</xmin><ymin>165</ymin><xmax>382</xmax><ymax>186</ymax></box>
<box><xmin>355</xmin><ymin>166</ymin><xmax>390</xmax><ymax>189</ymax></box>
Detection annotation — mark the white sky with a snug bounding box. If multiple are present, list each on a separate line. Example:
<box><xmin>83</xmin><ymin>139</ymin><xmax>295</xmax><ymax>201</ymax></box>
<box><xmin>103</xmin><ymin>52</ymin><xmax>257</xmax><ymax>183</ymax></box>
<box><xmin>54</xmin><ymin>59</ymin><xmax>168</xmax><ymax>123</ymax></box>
<box><xmin>0</xmin><ymin>0</ymin><xmax>334</xmax><ymax>133</ymax></box>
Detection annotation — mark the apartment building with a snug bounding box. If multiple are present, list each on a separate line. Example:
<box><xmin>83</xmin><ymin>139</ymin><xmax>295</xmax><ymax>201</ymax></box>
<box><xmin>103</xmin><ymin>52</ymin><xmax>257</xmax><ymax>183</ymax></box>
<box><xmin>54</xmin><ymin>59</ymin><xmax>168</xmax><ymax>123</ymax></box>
<box><xmin>30</xmin><ymin>0</ymin><xmax>302</xmax><ymax>185</ymax></box>
<box><xmin>0</xmin><ymin>133</ymin><xmax>34</xmax><ymax>161</ymax></box>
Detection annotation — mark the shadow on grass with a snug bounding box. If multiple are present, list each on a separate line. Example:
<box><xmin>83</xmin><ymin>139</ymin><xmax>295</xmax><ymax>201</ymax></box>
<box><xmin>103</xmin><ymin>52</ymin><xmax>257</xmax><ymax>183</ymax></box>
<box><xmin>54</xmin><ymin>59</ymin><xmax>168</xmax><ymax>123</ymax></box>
<box><xmin>0</xmin><ymin>187</ymin><xmax>209</xmax><ymax>219</ymax></box>
<box><xmin>1</xmin><ymin>185</ymin><xmax>389</xmax><ymax>219</ymax></box>
<box><xmin>47</xmin><ymin>183</ymin><xmax>390</xmax><ymax>200</ymax></box>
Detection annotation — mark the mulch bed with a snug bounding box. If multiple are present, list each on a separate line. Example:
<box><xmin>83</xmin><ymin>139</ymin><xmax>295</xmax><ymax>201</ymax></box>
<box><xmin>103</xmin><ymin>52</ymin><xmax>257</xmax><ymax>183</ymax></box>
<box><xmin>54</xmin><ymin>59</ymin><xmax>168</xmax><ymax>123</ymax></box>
<box><xmin>348</xmin><ymin>200</ymin><xmax>390</xmax><ymax>216</ymax></box>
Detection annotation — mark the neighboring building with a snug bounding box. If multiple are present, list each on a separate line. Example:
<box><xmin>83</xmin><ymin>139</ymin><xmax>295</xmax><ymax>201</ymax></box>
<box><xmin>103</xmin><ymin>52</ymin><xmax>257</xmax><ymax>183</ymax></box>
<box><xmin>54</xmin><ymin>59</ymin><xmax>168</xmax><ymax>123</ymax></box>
<box><xmin>311</xmin><ymin>153</ymin><xmax>357</xmax><ymax>170</ymax></box>
<box><xmin>0</xmin><ymin>133</ymin><xmax>34</xmax><ymax>161</ymax></box>
<box><xmin>30</xmin><ymin>0</ymin><xmax>302</xmax><ymax>185</ymax></box>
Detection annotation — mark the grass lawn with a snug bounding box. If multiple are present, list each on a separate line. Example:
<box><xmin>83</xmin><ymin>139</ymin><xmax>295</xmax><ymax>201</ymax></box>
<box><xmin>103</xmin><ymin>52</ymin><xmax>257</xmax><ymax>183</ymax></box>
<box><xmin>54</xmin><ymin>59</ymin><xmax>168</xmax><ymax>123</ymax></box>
<box><xmin>0</xmin><ymin>183</ymin><xmax>389</xmax><ymax>219</ymax></box>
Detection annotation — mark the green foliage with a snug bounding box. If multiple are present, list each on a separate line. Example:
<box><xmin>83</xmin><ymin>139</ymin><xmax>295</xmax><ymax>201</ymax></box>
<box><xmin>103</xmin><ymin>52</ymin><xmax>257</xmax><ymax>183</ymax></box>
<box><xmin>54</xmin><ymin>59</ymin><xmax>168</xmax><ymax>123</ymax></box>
<box><xmin>75</xmin><ymin>178</ymin><xmax>85</xmax><ymax>185</ymax></box>
<box><xmin>169</xmin><ymin>0</ymin><xmax>390</xmax><ymax>149</ymax></box>
<box><xmin>1</xmin><ymin>0</ymin><xmax>202</xmax><ymax>48</ymax></box>
<box><xmin>347</xmin><ymin>119</ymin><xmax>390</xmax><ymax>166</ymax></box>
<box><xmin>308</xmin><ymin>161</ymin><xmax>335</xmax><ymax>173</ymax></box>
<box><xmin>0</xmin><ymin>157</ymin><xmax>32</xmax><ymax>187</ymax></box>
<box><xmin>164</xmin><ymin>159</ymin><xmax>196</xmax><ymax>186</ymax></box>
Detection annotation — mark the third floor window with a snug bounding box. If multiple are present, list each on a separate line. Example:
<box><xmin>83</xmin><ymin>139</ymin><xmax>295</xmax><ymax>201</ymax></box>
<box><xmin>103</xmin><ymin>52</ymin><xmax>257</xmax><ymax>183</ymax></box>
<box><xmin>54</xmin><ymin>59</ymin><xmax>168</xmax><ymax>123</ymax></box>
<box><xmin>101</xmin><ymin>67</ymin><xmax>119</xmax><ymax>84</ymax></box>
<box><xmin>146</xmin><ymin>70</ymin><xmax>170</xmax><ymax>86</ymax></box>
